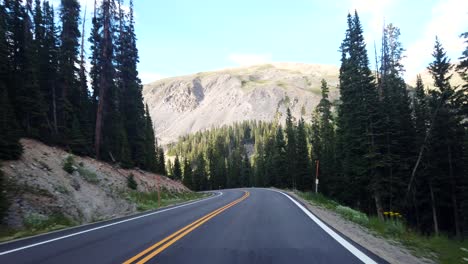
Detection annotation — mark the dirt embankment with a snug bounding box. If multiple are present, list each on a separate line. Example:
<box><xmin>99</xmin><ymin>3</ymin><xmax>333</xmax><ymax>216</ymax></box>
<box><xmin>1</xmin><ymin>139</ymin><xmax>188</xmax><ymax>228</ymax></box>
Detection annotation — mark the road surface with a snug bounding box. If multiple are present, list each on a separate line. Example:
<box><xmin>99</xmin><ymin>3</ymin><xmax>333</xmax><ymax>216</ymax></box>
<box><xmin>0</xmin><ymin>188</ymin><xmax>386</xmax><ymax>263</ymax></box>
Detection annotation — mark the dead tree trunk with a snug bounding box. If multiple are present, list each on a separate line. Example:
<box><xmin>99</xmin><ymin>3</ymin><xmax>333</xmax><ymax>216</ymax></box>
<box><xmin>447</xmin><ymin>145</ymin><xmax>461</xmax><ymax>238</ymax></box>
<box><xmin>429</xmin><ymin>183</ymin><xmax>439</xmax><ymax>236</ymax></box>
<box><xmin>95</xmin><ymin>0</ymin><xmax>111</xmax><ymax>159</ymax></box>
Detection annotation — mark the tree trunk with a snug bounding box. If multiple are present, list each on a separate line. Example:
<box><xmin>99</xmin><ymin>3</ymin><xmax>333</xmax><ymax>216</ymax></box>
<box><xmin>94</xmin><ymin>0</ymin><xmax>110</xmax><ymax>159</ymax></box>
<box><xmin>429</xmin><ymin>183</ymin><xmax>439</xmax><ymax>236</ymax></box>
<box><xmin>447</xmin><ymin>145</ymin><xmax>461</xmax><ymax>238</ymax></box>
<box><xmin>412</xmin><ymin>188</ymin><xmax>421</xmax><ymax>230</ymax></box>
<box><xmin>374</xmin><ymin>193</ymin><xmax>384</xmax><ymax>221</ymax></box>
<box><xmin>52</xmin><ymin>84</ymin><xmax>57</xmax><ymax>134</ymax></box>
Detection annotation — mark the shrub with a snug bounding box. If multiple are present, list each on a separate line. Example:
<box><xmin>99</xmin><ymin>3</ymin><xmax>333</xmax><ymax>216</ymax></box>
<box><xmin>24</xmin><ymin>212</ymin><xmax>74</xmax><ymax>230</ymax></box>
<box><xmin>336</xmin><ymin>205</ymin><xmax>369</xmax><ymax>226</ymax></box>
<box><xmin>62</xmin><ymin>155</ymin><xmax>75</xmax><ymax>174</ymax></box>
<box><xmin>127</xmin><ymin>174</ymin><xmax>138</xmax><ymax>190</ymax></box>
<box><xmin>77</xmin><ymin>167</ymin><xmax>99</xmax><ymax>184</ymax></box>
<box><xmin>384</xmin><ymin>219</ymin><xmax>405</xmax><ymax>237</ymax></box>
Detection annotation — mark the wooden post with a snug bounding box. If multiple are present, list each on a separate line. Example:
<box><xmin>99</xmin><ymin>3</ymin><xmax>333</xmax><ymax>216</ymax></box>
<box><xmin>315</xmin><ymin>160</ymin><xmax>320</xmax><ymax>193</ymax></box>
<box><xmin>156</xmin><ymin>175</ymin><xmax>161</xmax><ymax>208</ymax></box>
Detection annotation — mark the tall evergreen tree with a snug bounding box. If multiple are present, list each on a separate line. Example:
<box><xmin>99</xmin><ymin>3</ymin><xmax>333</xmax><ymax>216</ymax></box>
<box><xmin>182</xmin><ymin>158</ymin><xmax>193</xmax><ymax>189</ymax></box>
<box><xmin>173</xmin><ymin>155</ymin><xmax>182</xmax><ymax>181</ymax></box>
<box><xmin>296</xmin><ymin>118</ymin><xmax>311</xmax><ymax>191</ymax></box>
<box><xmin>337</xmin><ymin>12</ymin><xmax>383</xmax><ymax>214</ymax></box>
<box><xmin>285</xmin><ymin>108</ymin><xmax>297</xmax><ymax>189</ymax></box>
<box><xmin>426</xmin><ymin>38</ymin><xmax>466</xmax><ymax>237</ymax></box>
<box><xmin>58</xmin><ymin>0</ymin><xmax>89</xmax><ymax>154</ymax></box>
<box><xmin>0</xmin><ymin>2</ymin><xmax>22</xmax><ymax>160</ymax></box>
<box><xmin>378</xmin><ymin>24</ymin><xmax>415</xmax><ymax>212</ymax></box>
<box><xmin>273</xmin><ymin>126</ymin><xmax>287</xmax><ymax>187</ymax></box>
<box><xmin>315</xmin><ymin>79</ymin><xmax>336</xmax><ymax>195</ymax></box>
<box><xmin>116</xmin><ymin>0</ymin><xmax>147</xmax><ymax>169</ymax></box>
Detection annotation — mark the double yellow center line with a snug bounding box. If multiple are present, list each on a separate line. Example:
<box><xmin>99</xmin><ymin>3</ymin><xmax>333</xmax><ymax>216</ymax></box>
<box><xmin>123</xmin><ymin>191</ymin><xmax>250</xmax><ymax>264</ymax></box>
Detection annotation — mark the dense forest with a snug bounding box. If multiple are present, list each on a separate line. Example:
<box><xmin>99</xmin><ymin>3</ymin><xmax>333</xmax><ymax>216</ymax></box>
<box><xmin>0</xmin><ymin>0</ymin><xmax>167</xmax><ymax>220</ymax></box>
<box><xmin>0</xmin><ymin>0</ymin><xmax>166</xmax><ymax>172</ymax></box>
<box><xmin>168</xmin><ymin>13</ymin><xmax>468</xmax><ymax>237</ymax></box>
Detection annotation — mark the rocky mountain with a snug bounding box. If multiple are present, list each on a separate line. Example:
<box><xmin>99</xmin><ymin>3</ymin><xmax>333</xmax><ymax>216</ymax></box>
<box><xmin>143</xmin><ymin>62</ymin><xmax>465</xmax><ymax>146</ymax></box>
<box><xmin>143</xmin><ymin>63</ymin><xmax>340</xmax><ymax>145</ymax></box>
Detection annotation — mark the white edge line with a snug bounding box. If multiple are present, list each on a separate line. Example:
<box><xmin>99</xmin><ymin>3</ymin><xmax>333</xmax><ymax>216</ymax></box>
<box><xmin>0</xmin><ymin>191</ymin><xmax>223</xmax><ymax>256</ymax></box>
<box><xmin>271</xmin><ymin>189</ymin><xmax>377</xmax><ymax>264</ymax></box>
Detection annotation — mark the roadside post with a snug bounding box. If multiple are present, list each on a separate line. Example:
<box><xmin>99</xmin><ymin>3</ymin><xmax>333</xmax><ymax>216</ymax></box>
<box><xmin>315</xmin><ymin>160</ymin><xmax>320</xmax><ymax>194</ymax></box>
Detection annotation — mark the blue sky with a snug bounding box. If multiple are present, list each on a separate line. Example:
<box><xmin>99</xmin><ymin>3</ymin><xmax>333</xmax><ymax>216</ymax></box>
<box><xmin>70</xmin><ymin>0</ymin><xmax>467</xmax><ymax>83</ymax></box>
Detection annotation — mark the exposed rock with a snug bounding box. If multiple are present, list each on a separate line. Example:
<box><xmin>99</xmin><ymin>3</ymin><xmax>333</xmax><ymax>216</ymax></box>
<box><xmin>143</xmin><ymin>63</ymin><xmax>340</xmax><ymax>145</ymax></box>
<box><xmin>1</xmin><ymin>139</ymin><xmax>189</xmax><ymax>228</ymax></box>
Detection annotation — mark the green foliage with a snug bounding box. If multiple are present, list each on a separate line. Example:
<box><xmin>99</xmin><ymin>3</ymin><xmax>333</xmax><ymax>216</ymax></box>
<box><xmin>335</xmin><ymin>205</ymin><xmax>369</xmax><ymax>226</ymax></box>
<box><xmin>62</xmin><ymin>155</ymin><xmax>75</xmax><ymax>174</ymax></box>
<box><xmin>77</xmin><ymin>166</ymin><xmax>99</xmax><ymax>184</ymax></box>
<box><xmin>127</xmin><ymin>189</ymin><xmax>207</xmax><ymax>211</ymax></box>
<box><xmin>300</xmin><ymin>191</ymin><xmax>468</xmax><ymax>264</ymax></box>
<box><xmin>23</xmin><ymin>212</ymin><xmax>75</xmax><ymax>231</ymax></box>
<box><xmin>172</xmin><ymin>155</ymin><xmax>182</xmax><ymax>181</ymax></box>
<box><xmin>127</xmin><ymin>174</ymin><xmax>138</xmax><ymax>190</ymax></box>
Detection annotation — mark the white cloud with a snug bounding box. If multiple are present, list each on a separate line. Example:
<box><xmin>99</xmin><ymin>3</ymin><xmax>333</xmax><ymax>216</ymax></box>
<box><xmin>350</xmin><ymin>0</ymin><xmax>396</xmax><ymax>44</ymax></box>
<box><xmin>402</xmin><ymin>0</ymin><xmax>468</xmax><ymax>80</ymax></box>
<box><xmin>139</xmin><ymin>72</ymin><xmax>165</xmax><ymax>84</ymax></box>
<box><xmin>228</xmin><ymin>53</ymin><xmax>272</xmax><ymax>66</ymax></box>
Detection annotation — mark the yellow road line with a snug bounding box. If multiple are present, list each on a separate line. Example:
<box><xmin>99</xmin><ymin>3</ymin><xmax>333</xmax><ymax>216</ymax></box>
<box><xmin>123</xmin><ymin>191</ymin><xmax>249</xmax><ymax>264</ymax></box>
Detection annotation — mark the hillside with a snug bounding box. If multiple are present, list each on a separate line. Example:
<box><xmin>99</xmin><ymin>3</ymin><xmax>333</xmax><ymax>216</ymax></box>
<box><xmin>1</xmin><ymin>139</ymin><xmax>188</xmax><ymax>229</ymax></box>
<box><xmin>143</xmin><ymin>63</ymin><xmax>340</xmax><ymax>145</ymax></box>
<box><xmin>143</xmin><ymin>62</ymin><xmax>466</xmax><ymax>146</ymax></box>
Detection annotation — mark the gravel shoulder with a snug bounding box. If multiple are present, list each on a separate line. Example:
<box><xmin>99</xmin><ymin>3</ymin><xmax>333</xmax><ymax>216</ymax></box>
<box><xmin>286</xmin><ymin>191</ymin><xmax>435</xmax><ymax>264</ymax></box>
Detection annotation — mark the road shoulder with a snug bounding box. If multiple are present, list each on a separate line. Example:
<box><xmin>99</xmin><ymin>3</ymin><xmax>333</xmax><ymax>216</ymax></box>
<box><xmin>285</xmin><ymin>190</ymin><xmax>434</xmax><ymax>264</ymax></box>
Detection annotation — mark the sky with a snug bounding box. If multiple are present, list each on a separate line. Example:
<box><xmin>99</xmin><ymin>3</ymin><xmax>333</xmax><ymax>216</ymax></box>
<box><xmin>62</xmin><ymin>0</ymin><xmax>467</xmax><ymax>84</ymax></box>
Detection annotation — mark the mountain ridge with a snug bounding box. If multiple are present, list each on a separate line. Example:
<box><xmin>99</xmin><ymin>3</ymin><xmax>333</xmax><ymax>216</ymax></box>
<box><xmin>143</xmin><ymin>63</ymin><xmax>341</xmax><ymax>145</ymax></box>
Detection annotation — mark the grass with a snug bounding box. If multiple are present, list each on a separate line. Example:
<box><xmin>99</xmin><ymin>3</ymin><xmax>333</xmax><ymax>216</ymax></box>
<box><xmin>0</xmin><ymin>213</ymin><xmax>76</xmax><ymax>243</ymax></box>
<box><xmin>296</xmin><ymin>191</ymin><xmax>468</xmax><ymax>264</ymax></box>
<box><xmin>127</xmin><ymin>189</ymin><xmax>209</xmax><ymax>212</ymax></box>
<box><xmin>77</xmin><ymin>166</ymin><xmax>99</xmax><ymax>183</ymax></box>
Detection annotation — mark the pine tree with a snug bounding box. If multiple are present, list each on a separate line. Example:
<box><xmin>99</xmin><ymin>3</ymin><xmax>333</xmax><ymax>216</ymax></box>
<box><xmin>0</xmin><ymin>2</ymin><xmax>22</xmax><ymax>160</ymax></box>
<box><xmin>296</xmin><ymin>118</ymin><xmax>311</xmax><ymax>191</ymax></box>
<box><xmin>378</xmin><ymin>23</ymin><xmax>415</xmax><ymax>212</ymax></box>
<box><xmin>315</xmin><ymin>79</ymin><xmax>336</xmax><ymax>195</ymax></box>
<box><xmin>337</xmin><ymin>12</ymin><xmax>383</xmax><ymax>213</ymax></box>
<box><xmin>173</xmin><ymin>155</ymin><xmax>182</xmax><ymax>181</ymax></box>
<box><xmin>426</xmin><ymin>38</ymin><xmax>465</xmax><ymax>237</ymax></box>
<box><xmin>157</xmin><ymin>147</ymin><xmax>166</xmax><ymax>175</ymax></box>
<box><xmin>7</xmin><ymin>0</ymin><xmax>48</xmax><ymax>140</ymax></box>
<box><xmin>285</xmin><ymin>108</ymin><xmax>297</xmax><ymax>189</ymax></box>
<box><xmin>193</xmin><ymin>153</ymin><xmax>208</xmax><ymax>191</ymax></box>
<box><xmin>182</xmin><ymin>158</ymin><xmax>193</xmax><ymax>189</ymax></box>
<box><xmin>116</xmin><ymin>0</ymin><xmax>147</xmax><ymax>169</ymax></box>
<box><xmin>42</xmin><ymin>1</ymin><xmax>59</xmax><ymax>137</ymax></box>
<box><xmin>273</xmin><ymin>126</ymin><xmax>287</xmax><ymax>188</ymax></box>
<box><xmin>143</xmin><ymin>104</ymin><xmax>157</xmax><ymax>171</ymax></box>
<box><xmin>58</xmin><ymin>0</ymin><xmax>89</xmax><ymax>154</ymax></box>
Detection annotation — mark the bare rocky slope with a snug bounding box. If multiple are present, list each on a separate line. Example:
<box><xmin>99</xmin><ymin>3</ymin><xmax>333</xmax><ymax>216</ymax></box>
<box><xmin>143</xmin><ymin>63</ymin><xmax>340</xmax><ymax>145</ymax></box>
<box><xmin>143</xmin><ymin>62</ymin><xmax>464</xmax><ymax>146</ymax></box>
<box><xmin>1</xmin><ymin>139</ymin><xmax>188</xmax><ymax>228</ymax></box>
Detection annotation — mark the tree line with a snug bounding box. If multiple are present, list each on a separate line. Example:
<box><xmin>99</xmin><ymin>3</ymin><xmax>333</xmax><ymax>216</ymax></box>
<box><xmin>0</xmin><ymin>0</ymin><xmax>165</xmax><ymax>174</ymax></box>
<box><xmin>169</xmin><ymin>12</ymin><xmax>467</xmax><ymax>238</ymax></box>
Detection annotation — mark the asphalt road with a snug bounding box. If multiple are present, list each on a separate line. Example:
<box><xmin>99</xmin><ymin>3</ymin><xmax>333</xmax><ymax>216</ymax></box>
<box><xmin>0</xmin><ymin>188</ymin><xmax>386</xmax><ymax>264</ymax></box>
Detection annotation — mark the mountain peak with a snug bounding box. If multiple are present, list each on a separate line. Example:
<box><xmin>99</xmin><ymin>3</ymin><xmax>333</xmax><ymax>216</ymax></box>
<box><xmin>143</xmin><ymin>63</ymin><xmax>340</xmax><ymax>145</ymax></box>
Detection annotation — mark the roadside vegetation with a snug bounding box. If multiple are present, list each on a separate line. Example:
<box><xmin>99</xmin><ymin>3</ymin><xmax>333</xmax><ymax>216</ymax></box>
<box><xmin>297</xmin><ymin>191</ymin><xmax>468</xmax><ymax>264</ymax></box>
<box><xmin>0</xmin><ymin>186</ymin><xmax>209</xmax><ymax>243</ymax></box>
<box><xmin>127</xmin><ymin>189</ymin><xmax>209</xmax><ymax>212</ymax></box>
<box><xmin>0</xmin><ymin>213</ymin><xmax>76</xmax><ymax>243</ymax></box>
